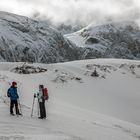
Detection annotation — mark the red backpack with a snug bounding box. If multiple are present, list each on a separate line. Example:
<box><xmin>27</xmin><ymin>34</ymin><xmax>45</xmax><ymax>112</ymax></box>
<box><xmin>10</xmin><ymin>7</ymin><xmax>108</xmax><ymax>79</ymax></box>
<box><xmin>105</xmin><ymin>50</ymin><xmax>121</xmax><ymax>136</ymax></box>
<box><xmin>43</xmin><ymin>88</ymin><xmax>49</xmax><ymax>100</ymax></box>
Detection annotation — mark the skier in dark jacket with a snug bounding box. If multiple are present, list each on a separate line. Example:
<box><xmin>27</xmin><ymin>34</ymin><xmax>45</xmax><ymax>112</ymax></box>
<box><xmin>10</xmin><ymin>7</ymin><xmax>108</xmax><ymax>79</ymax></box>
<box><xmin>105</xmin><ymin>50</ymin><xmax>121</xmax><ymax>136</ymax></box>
<box><xmin>7</xmin><ymin>81</ymin><xmax>21</xmax><ymax>115</ymax></box>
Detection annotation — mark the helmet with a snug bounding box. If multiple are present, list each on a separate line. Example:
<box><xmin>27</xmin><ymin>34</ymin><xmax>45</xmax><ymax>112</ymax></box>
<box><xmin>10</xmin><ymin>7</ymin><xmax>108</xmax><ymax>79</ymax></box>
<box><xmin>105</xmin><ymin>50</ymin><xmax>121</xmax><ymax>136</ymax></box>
<box><xmin>12</xmin><ymin>81</ymin><xmax>17</xmax><ymax>86</ymax></box>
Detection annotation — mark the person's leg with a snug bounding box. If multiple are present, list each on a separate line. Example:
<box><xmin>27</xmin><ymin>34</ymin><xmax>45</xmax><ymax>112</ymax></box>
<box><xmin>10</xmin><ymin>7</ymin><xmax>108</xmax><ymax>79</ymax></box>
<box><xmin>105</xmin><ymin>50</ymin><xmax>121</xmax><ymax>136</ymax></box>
<box><xmin>14</xmin><ymin>100</ymin><xmax>19</xmax><ymax>114</ymax></box>
<box><xmin>39</xmin><ymin>102</ymin><xmax>43</xmax><ymax>118</ymax></box>
<box><xmin>42</xmin><ymin>102</ymin><xmax>46</xmax><ymax>118</ymax></box>
<box><xmin>10</xmin><ymin>100</ymin><xmax>14</xmax><ymax>114</ymax></box>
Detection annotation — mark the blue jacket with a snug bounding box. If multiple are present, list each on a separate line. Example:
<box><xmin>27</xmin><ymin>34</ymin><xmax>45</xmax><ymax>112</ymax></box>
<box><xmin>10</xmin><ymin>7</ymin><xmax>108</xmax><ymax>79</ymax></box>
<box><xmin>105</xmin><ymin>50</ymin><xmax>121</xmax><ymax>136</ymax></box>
<box><xmin>7</xmin><ymin>86</ymin><xmax>19</xmax><ymax>101</ymax></box>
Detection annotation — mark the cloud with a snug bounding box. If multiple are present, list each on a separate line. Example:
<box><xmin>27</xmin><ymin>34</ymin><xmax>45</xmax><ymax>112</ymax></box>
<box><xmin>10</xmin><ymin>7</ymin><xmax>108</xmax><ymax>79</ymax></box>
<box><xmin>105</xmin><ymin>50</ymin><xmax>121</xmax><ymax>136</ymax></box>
<box><xmin>0</xmin><ymin>0</ymin><xmax>140</xmax><ymax>25</ymax></box>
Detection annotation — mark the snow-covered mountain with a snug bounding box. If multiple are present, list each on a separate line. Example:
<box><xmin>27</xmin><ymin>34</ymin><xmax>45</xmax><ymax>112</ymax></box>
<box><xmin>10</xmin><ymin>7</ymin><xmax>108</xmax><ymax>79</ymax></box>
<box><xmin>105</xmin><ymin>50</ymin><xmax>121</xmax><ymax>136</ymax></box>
<box><xmin>66</xmin><ymin>21</ymin><xmax>140</xmax><ymax>60</ymax></box>
<box><xmin>0</xmin><ymin>59</ymin><xmax>140</xmax><ymax>139</ymax></box>
<box><xmin>1</xmin><ymin>11</ymin><xmax>140</xmax><ymax>64</ymax></box>
<box><xmin>0</xmin><ymin>11</ymin><xmax>79</xmax><ymax>63</ymax></box>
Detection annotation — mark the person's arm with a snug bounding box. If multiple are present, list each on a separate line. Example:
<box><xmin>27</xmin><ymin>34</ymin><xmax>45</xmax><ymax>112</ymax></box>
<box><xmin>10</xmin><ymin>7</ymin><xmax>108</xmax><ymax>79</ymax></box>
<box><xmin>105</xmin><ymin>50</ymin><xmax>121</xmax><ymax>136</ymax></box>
<box><xmin>37</xmin><ymin>91</ymin><xmax>42</xmax><ymax>99</ymax></box>
<box><xmin>17</xmin><ymin>94</ymin><xmax>19</xmax><ymax>99</ymax></box>
<box><xmin>15</xmin><ymin>88</ymin><xmax>19</xmax><ymax>99</ymax></box>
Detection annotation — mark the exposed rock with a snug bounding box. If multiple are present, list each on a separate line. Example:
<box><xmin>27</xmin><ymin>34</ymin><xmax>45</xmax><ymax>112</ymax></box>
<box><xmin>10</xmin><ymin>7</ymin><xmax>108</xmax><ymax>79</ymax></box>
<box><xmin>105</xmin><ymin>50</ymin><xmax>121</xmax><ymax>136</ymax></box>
<box><xmin>12</xmin><ymin>63</ymin><xmax>47</xmax><ymax>74</ymax></box>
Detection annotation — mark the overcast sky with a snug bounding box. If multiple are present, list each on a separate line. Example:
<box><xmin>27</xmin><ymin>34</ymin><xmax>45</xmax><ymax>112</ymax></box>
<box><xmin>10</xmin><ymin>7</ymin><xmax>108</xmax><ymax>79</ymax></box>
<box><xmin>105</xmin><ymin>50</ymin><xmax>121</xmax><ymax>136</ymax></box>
<box><xmin>0</xmin><ymin>0</ymin><xmax>140</xmax><ymax>25</ymax></box>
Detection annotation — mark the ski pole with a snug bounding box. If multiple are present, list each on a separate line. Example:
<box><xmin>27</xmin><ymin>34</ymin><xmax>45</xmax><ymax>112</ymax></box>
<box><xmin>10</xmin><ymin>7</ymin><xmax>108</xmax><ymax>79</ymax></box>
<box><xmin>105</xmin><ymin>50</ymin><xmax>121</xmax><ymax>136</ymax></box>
<box><xmin>18</xmin><ymin>99</ymin><xmax>22</xmax><ymax>115</ymax></box>
<box><xmin>31</xmin><ymin>94</ymin><xmax>36</xmax><ymax>117</ymax></box>
<box><xmin>37</xmin><ymin>101</ymin><xmax>39</xmax><ymax>117</ymax></box>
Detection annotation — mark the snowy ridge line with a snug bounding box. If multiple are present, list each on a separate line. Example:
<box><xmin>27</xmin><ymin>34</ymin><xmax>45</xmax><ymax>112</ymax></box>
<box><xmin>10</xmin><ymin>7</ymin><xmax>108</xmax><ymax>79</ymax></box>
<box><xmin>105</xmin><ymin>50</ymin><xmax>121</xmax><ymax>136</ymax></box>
<box><xmin>0</xmin><ymin>134</ymin><xmax>85</xmax><ymax>140</ymax></box>
<box><xmin>113</xmin><ymin>124</ymin><xmax>140</xmax><ymax>140</ymax></box>
<box><xmin>91</xmin><ymin>121</ymin><xmax>140</xmax><ymax>140</ymax></box>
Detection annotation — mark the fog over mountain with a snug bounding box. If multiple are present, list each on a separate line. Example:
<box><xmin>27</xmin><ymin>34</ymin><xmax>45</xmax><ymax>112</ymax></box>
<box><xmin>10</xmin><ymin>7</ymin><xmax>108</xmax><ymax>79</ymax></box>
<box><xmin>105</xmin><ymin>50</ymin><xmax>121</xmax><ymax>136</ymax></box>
<box><xmin>0</xmin><ymin>0</ymin><xmax>140</xmax><ymax>26</ymax></box>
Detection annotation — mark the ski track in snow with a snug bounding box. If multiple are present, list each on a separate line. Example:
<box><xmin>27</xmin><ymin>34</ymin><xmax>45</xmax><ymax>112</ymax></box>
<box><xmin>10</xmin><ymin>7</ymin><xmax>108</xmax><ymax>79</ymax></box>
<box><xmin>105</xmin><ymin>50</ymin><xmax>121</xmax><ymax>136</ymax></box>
<box><xmin>0</xmin><ymin>59</ymin><xmax>140</xmax><ymax>140</ymax></box>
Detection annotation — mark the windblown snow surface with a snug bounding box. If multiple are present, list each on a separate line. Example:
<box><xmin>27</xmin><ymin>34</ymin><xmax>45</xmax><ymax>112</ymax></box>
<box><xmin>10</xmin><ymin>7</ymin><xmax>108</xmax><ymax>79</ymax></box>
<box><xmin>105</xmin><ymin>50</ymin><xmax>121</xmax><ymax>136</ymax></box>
<box><xmin>0</xmin><ymin>59</ymin><xmax>140</xmax><ymax>140</ymax></box>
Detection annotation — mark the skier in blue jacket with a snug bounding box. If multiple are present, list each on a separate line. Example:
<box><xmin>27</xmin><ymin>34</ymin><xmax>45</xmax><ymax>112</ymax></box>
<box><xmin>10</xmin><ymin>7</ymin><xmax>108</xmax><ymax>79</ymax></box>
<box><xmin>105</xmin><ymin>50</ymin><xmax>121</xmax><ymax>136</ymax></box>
<box><xmin>7</xmin><ymin>81</ymin><xmax>21</xmax><ymax>115</ymax></box>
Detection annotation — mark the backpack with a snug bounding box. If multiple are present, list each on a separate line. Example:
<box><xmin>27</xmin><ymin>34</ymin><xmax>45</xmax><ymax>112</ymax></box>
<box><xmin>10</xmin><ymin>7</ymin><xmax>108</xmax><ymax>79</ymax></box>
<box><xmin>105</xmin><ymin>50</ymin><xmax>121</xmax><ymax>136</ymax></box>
<box><xmin>43</xmin><ymin>88</ymin><xmax>49</xmax><ymax>100</ymax></box>
<box><xmin>7</xmin><ymin>88</ymin><xmax>10</xmax><ymax>97</ymax></box>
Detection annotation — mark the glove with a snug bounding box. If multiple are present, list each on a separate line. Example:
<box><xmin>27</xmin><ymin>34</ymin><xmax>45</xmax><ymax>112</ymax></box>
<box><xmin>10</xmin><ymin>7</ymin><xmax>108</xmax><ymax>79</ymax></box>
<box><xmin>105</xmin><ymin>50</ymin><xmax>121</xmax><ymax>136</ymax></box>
<box><xmin>34</xmin><ymin>93</ymin><xmax>36</xmax><ymax>98</ymax></box>
<box><xmin>7</xmin><ymin>94</ymin><xmax>10</xmax><ymax>97</ymax></box>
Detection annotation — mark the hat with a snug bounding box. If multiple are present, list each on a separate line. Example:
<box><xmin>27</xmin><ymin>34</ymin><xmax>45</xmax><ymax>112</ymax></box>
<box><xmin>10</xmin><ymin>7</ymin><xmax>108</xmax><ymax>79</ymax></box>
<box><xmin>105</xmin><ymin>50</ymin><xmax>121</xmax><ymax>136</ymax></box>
<box><xmin>12</xmin><ymin>81</ymin><xmax>17</xmax><ymax>85</ymax></box>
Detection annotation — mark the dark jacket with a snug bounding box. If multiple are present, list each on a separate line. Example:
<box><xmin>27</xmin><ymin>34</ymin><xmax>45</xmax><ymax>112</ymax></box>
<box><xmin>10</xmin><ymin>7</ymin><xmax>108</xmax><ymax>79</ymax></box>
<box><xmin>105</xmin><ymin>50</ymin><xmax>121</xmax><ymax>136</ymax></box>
<box><xmin>7</xmin><ymin>86</ymin><xmax>19</xmax><ymax>101</ymax></box>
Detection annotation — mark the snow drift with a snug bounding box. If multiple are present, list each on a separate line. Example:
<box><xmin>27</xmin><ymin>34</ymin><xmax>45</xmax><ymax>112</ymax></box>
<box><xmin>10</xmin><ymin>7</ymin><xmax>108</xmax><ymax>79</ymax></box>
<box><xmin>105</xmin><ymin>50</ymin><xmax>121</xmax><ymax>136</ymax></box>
<box><xmin>0</xmin><ymin>59</ymin><xmax>140</xmax><ymax>140</ymax></box>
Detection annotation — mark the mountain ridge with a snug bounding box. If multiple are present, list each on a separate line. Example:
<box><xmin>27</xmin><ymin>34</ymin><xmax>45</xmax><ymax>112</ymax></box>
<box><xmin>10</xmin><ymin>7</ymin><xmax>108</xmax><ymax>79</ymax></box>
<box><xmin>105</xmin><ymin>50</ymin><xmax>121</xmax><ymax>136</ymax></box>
<box><xmin>0</xmin><ymin>11</ymin><xmax>140</xmax><ymax>63</ymax></box>
<box><xmin>66</xmin><ymin>21</ymin><xmax>140</xmax><ymax>60</ymax></box>
<box><xmin>0</xmin><ymin>11</ymin><xmax>79</xmax><ymax>63</ymax></box>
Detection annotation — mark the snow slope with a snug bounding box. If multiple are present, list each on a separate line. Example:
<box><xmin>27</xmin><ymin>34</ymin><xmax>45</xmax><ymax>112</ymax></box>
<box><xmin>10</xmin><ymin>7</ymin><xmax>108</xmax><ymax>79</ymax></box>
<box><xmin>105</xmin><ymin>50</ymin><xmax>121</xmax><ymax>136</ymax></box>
<box><xmin>0</xmin><ymin>59</ymin><xmax>140</xmax><ymax>140</ymax></box>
